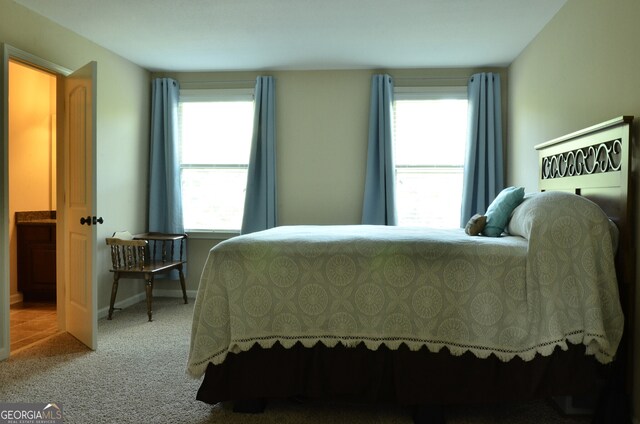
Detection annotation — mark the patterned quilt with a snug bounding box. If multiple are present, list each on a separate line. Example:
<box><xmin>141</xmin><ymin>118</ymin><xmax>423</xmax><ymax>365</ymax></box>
<box><xmin>187</xmin><ymin>206</ymin><xmax>623</xmax><ymax>378</ymax></box>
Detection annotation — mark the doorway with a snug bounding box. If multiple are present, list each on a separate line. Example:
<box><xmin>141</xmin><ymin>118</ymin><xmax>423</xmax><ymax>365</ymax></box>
<box><xmin>1</xmin><ymin>44</ymin><xmax>98</xmax><ymax>361</ymax></box>
<box><xmin>8</xmin><ymin>59</ymin><xmax>60</xmax><ymax>353</ymax></box>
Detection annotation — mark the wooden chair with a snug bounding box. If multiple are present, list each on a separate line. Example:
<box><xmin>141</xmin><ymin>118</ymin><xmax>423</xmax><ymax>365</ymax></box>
<box><xmin>106</xmin><ymin>231</ymin><xmax>188</xmax><ymax>321</ymax></box>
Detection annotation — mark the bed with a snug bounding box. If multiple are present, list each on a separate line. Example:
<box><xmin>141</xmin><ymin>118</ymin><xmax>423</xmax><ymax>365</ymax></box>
<box><xmin>187</xmin><ymin>116</ymin><xmax>635</xmax><ymax>422</ymax></box>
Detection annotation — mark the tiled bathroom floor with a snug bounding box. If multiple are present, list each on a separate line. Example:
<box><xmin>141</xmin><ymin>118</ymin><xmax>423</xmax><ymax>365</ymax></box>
<box><xmin>10</xmin><ymin>302</ymin><xmax>59</xmax><ymax>353</ymax></box>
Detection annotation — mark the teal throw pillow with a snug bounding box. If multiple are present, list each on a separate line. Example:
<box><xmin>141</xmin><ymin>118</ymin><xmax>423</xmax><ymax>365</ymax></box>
<box><xmin>482</xmin><ymin>186</ymin><xmax>525</xmax><ymax>237</ymax></box>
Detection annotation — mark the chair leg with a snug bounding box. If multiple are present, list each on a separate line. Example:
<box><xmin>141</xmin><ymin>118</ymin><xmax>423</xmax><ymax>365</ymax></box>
<box><xmin>108</xmin><ymin>274</ymin><xmax>120</xmax><ymax>320</ymax></box>
<box><xmin>145</xmin><ymin>276</ymin><xmax>154</xmax><ymax>322</ymax></box>
<box><xmin>179</xmin><ymin>267</ymin><xmax>188</xmax><ymax>304</ymax></box>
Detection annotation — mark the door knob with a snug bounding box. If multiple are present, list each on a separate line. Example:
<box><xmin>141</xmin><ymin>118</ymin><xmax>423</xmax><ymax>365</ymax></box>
<box><xmin>80</xmin><ymin>216</ymin><xmax>104</xmax><ymax>226</ymax></box>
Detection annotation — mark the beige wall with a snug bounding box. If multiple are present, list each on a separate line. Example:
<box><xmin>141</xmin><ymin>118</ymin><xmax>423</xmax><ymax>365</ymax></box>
<box><xmin>1</xmin><ymin>0</ymin><xmax>151</xmax><ymax>312</ymax></box>
<box><xmin>275</xmin><ymin>69</ymin><xmax>372</xmax><ymax>225</ymax></box>
<box><xmin>8</xmin><ymin>60</ymin><xmax>56</xmax><ymax>301</ymax></box>
<box><xmin>507</xmin><ymin>0</ymin><xmax>640</xmax><ymax>419</ymax></box>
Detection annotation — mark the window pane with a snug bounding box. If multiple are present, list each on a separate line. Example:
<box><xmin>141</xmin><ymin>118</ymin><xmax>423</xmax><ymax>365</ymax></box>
<box><xmin>394</xmin><ymin>95</ymin><xmax>467</xmax><ymax>228</ymax></box>
<box><xmin>394</xmin><ymin>99</ymin><xmax>467</xmax><ymax>166</ymax></box>
<box><xmin>181</xmin><ymin>168</ymin><xmax>248</xmax><ymax>231</ymax></box>
<box><xmin>180</xmin><ymin>101</ymin><xmax>253</xmax><ymax>165</ymax></box>
<box><xmin>179</xmin><ymin>95</ymin><xmax>253</xmax><ymax>232</ymax></box>
<box><xmin>396</xmin><ymin>168</ymin><xmax>463</xmax><ymax>228</ymax></box>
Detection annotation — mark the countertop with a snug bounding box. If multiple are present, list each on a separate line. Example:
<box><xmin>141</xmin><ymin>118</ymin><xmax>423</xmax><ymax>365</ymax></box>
<box><xmin>15</xmin><ymin>210</ymin><xmax>56</xmax><ymax>225</ymax></box>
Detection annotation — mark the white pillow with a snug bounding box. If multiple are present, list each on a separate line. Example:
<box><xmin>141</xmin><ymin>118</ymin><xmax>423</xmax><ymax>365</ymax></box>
<box><xmin>507</xmin><ymin>191</ymin><xmax>615</xmax><ymax>245</ymax></box>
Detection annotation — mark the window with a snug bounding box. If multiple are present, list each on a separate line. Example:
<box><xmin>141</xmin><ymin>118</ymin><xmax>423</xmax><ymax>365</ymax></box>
<box><xmin>179</xmin><ymin>89</ymin><xmax>254</xmax><ymax>232</ymax></box>
<box><xmin>393</xmin><ymin>87</ymin><xmax>468</xmax><ymax>228</ymax></box>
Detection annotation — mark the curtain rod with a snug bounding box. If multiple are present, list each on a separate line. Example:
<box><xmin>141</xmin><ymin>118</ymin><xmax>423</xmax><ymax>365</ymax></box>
<box><xmin>180</xmin><ymin>79</ymin><xmax>256</xmax><ymax>85</ymax></box>
<box><xmin>180</xmin><ymin>76</ymin><xmax>470</xmax><ymax>84</ymax></box>
<box><xmin>393</xmin><ymin>76</ymin><xmax>470</xmax><ymax>82</ymax></box>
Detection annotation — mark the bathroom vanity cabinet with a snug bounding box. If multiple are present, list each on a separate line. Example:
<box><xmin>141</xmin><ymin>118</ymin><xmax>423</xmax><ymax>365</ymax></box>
<box><xmin>16</xmin><ymin>211</ymin><xmax>56</xmax><ymax>301</ymax></box>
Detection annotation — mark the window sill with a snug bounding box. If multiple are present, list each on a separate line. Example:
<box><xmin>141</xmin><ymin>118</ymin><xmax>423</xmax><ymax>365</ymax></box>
<box><xmin>186</xmin><ymin>230</ymin><xmax>240</xmax><ymax>241</ymax></box>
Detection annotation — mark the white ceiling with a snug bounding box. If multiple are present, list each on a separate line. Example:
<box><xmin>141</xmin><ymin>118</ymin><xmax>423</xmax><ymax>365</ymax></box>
<box><xmin>13</xmin><ymin>0</ymin><xmax>567</xmax><ymax>72</ymax></box>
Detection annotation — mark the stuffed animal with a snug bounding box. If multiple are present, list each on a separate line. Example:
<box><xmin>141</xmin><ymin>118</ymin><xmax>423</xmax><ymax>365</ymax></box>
<box><xmin>465</xmin><ymin>214</ymin><xmax>487</xmax><ymax>236</ymax></box>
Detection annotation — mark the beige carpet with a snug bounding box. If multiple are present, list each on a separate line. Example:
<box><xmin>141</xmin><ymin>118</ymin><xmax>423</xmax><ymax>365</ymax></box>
<box><xmin>0</xmin><ymin>298</ymin><xmax>591</xmax><ymax>424</ymax></box>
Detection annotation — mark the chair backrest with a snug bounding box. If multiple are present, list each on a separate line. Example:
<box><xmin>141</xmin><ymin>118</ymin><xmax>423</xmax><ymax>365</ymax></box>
<box><xmin>106</xmin><ymin>237</ymin><xmax>149</xmax><ymax>271</ymax></box>
<box><xmin>112</xmin><ymin>230</ymin><xmax>134</xmax><ymax>241</ymax></box>
<box><xmin>141</xmin><ymin>233</ymin><xmax>187</xmax><ymax>264</ymax></box>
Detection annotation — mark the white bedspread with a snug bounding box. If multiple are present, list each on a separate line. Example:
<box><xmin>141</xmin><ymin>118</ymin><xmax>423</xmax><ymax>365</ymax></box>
<box><xmin>187</xmin><ymin>222</ymin><xmax>623</xmax><ymax>378</ymax></box>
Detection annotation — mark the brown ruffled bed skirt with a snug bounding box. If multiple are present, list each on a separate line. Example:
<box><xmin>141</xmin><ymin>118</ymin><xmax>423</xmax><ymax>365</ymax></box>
<box><xmin>196</xmin><ymin>341</ymin><xmax>606</xmax><ymax>406</ymax></box>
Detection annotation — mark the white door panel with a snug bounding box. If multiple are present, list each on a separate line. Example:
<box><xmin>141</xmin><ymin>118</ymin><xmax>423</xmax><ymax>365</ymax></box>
<box><xmin>64</xmin><ymin>62</ymin><xmax>97</xmax><ymax>350</ymax></box>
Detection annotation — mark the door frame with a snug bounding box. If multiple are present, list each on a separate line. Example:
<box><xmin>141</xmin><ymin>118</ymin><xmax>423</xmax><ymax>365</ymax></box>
<box><xmin>0</xmin><ymin>44</ymin><xmax>80</xmax><ymax>359</ymax></box>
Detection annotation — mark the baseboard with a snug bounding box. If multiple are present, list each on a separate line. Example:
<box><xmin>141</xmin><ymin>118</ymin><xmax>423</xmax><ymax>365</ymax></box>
<box><xmin>97</xmin><ymin>289</ymin><xmax>196</xmax><ymax>319</ymax></box>
<box><xmin>10</xmin><ymin>293</ymin><xmax>23</xmax><ymax>305</ymax></box>
<box><xmin>97</xmin><ymin>292</ymin><xmax>146</xmax><ymax>319</ymax></box>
